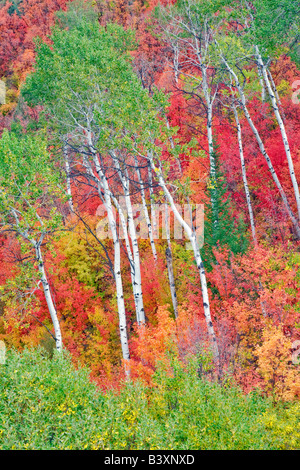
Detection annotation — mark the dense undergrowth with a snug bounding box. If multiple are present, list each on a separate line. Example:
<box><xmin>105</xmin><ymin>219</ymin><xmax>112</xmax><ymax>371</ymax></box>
<box><xmin>0</xmin><ymin>347</ymin><xmax>299</xmax><ymax>450</ymax></box>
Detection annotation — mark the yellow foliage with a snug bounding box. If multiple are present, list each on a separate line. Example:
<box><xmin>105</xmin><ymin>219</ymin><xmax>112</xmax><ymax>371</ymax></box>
<box><xmin>276</xmin><ymin>79</ymin><xmax>291</xmax><ymax>97</ymax></box>
<box><xmin>55</xmin><ymin>222</ymin><xmax>107</xmax><ymax>288</ymax></box>
<box><xmin>261</xmin><ymin>402</ymin><xmax>300</xmax><ymax>449</ymax></box>
<box><xmin>0</xmin><ymin>102</ymin><xmax>16</xmax><ymax>116</ymax></box>
<box><xmin>256</xmin><ymin>325</ymin><xmax>300</xmax><ymax>401</ymax></box>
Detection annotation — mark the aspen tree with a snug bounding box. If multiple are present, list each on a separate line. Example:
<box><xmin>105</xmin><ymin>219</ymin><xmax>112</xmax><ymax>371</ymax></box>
<box><xmin>0</xmin><ymin>131</ymin><xmax>64</xmax><ymax>351</ymax></box>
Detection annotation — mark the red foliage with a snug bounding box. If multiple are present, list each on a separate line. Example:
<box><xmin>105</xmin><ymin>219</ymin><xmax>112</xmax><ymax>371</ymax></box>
<box><xmin>0</xmin><ymin>0</ymin><xmax>69</xmax><ymax>80</ymax></box>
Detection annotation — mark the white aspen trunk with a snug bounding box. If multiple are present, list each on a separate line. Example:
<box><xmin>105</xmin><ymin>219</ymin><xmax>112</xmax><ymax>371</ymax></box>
<box><xmin>113</xmin><ymin>219</ymin><xmax>131</xmax><ymax>371</ymax></box>
<box><xmin>148</xmin><ymin>162</ymin><xmax>158</xmax><ymax>240</ymax></box>
<box><xmin>197</xmin><ymin>58</ymin><xmax>216</xmax><ymax>180</ymax></box>
<box><xmin>267</xmin><ymin>69</ymin><xmax>282</xmax><ymax>106</ymax></box>
<box><xmin>149</xmin><ymin>158</ymin><xmax>219</xmax><ymax>363</ymax></box>
<box><xmin>86</xmin><ymin>132</ymin><xmax>130</xmax><ymax>370</ymax></box>
<box><xmin>112</xmin><ymin>154</ymin><xmax>146</xmax><ymax>325</ymax></box>
<box><xmin>206</xmin><ymin>101</ymin><xmax>219</xmax><ymax>233</ymax></box>
<box><xmin>256</xmin><ymin>47</ymin><xmax>300</xmax><ymax>222</ymax></box>
<box><xmin>112</xmin><ymin>193</ymin><xmax>143</xmax><ymax>325</ymax></box>
<box><xmin>173</xmin><ymin>43</ymin><xmax>179</xmax><ymax>85</ymax></box>
<box><xmin>199</xmin><ymin>63</ymin><xmax>218</xmax><ymax>232</ymax></box>
<box><xmin>134</xmin><ymin>154</ymin><xmax>157</xmax><ymax>261</ymax></box>
<box><xmin>165</xmin><ymin>200</ymin><xmax>179</xmax><ymax>318</ymax></box>
<box><xmin>232</xmin><ymin>103</ymin><xmax>257</xmax><ymax>245</ymax></box>
<box><xmin>63</xmin><ymin>143</ymin><xmax>74</xmax><ymax>212</ymax></box>
<box><xmin>222</xmin><ymin>58</ymin><xmax>300</xmax><ymax>239</ymax></box>
<box><xmin>257</xmin><ymin>64</ymin><xmax>266</xmax><ymax>102</ymax></box>
<box><xmin>206</xmin><ymin>102</ymin><xmax>216</xmax><ymax>180</ymax></box>
<box><xmin>101</xmin><ymin>188</ymin><xmax>131</xmax><ymax>370</ymax></box>
<box><xmin>34</xmin><ymin>242</ymin><xmax>62</xmax><ymax>352</ymax></box>
<box><xmin>123</xmin><ymin>169</ymin><xmax>145</xmax><ymax>325</ymax></box>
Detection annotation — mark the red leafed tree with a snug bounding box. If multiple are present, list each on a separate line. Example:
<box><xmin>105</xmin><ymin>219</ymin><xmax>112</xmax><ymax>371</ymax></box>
<box><xmin>0</xmin><ymin>3</ymin><xmax>28</xmax><ymax>76</ymax></box>
<box><xmin>0</xmin><ymin>0</ymin><xmax>70</xmax><ymax>79</ymax></box>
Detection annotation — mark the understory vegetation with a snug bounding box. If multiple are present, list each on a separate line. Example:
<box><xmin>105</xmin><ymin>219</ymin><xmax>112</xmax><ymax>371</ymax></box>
<box><xmin>0</xmin><ymin>347</ymin><xmax>299</xmax><ymax>450</ymax></box>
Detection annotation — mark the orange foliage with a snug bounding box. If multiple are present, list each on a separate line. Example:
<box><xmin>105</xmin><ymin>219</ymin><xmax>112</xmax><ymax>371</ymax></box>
<box><xmin>207</xmin><ymin>244</ymin><xmax>300</xmax><ymax>391</ymax></box>
<box><xmin>256</xmin><ymin>325</ymin><xmax>300</xmax><ymax>401</ymax></box>
<box><xmin>129</xmin><ymin>305</ymin><xmax>177</xmax><ymax>385</ymax></box>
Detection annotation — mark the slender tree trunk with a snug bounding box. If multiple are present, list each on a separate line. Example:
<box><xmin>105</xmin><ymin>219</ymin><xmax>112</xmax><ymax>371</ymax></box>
<box><xmin>148</xmin><ymin>161</ymin><xmax>158</xmax><ymax>240</ymax></box>
<box><xmin>113</xmin><ymin>156</ymin><xmax>146</xmax><ymax>325</ymax></box>
<box><xmin>64</xmin><ymin>143</ymin><xmax>74</xmax><ymax>212</ymax></box>
<box><xmin>101</xmin><ymin>188</ymin><xmax>131</xmax><ymax>372</ymax></box>
<box><xmin>257</xmin><ymin>64</ymin><xmax>266</xmax><ymax>102</ymax></box>
<box><xmin>34</xmin><ymin>242</ymin><xmax>62</xmax><ymax>352</ymax></box>
<box><xmin>149</xmin><ymin>158</ymin><xmax>219</xmax><ymax>363</ymax></box>
<box><xmin>113</xmin><ymin>218</ymin><xmax>131</xmax><ymax>375</ymax></box>
<box><xmin>173</xmin><ymin>42</ymin><xmax>179</xmax><ymax>85</ymax></box>
<box><xmin>232</xmin><ymin>103</ymin><xmax>257</xmax><ymax>244</ymax></box>
<box><xmin>206</xmin><ymin>102</ymin><xmax>216</xmax><ymax>180</ymax></box>
<box><xmin>123</xmin><ymin>173</ymin><xmax>146</xmax><ymax>325</ymax></box>
<box><xmin>267</xmin><ymin>69</ymin><xmax>282</xmax><ymax>106</ymax></box>
<box><xmin>256</xmin><ymin>47</ymin><xmax>300</xmax><ymax>222</ymax></box>
<box><xmin>85</xmin><ymin>133</ymin><xmax>130</xmax><ymax>371</ymax></box>
<box><xmin>165</xmin><ymin>200</ymin><xmax>179</xmax><ymax>318</ymax></box>
<box><xmin>134</xmin><ymin>155</ymin><xmax>157</xmax><ymax>261</ymax></box>
<box><xmin>112</xmin><ymin>195</ymin><xmax>141</xmax><ymax>324</ymax></box>
<box><xmin>222</xmin><ymin>57</ymin><xmax>300</xmax><ymax>239</ymax></box>
<box><xmin>200</xmin><ymin>65</ymin><xmax>219</xmax><ymax>232</ymax></box>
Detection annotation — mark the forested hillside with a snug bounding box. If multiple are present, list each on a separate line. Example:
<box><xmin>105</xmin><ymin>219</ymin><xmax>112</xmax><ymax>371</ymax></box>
<box><xmin>0</xmin><ymin>0</ymin><xmax>299</xmax><ymax>450</ymax></box>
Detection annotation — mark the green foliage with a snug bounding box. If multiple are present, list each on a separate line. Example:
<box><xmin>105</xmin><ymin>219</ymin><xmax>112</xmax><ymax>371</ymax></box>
<box><xmin>290</xmin><ymin>44</ymin><xmax>300</xmax><ymax>68</ymax></box>
<box><xmin>0</xmin><ymin>130</ymin><xmax>66</xmax><ymax>313</ymax></box>
<box><xmin>22</xmin><ymin>20</ymin><xmax>148</xmax><ymax>140</ymax></box>
<box><xmin>249</xmin><ymin>0</ymin><xmax>300</xmax><ymax>57</ymax></box>
<box><xmin>202</xmin><ymin>151</ymin><xmax>248</xmax><ymax>271</ymax></box>
<box><xmin>55</xmin><ymin>0</ymin><xmax>99</xmax><ymax>30</ymax></box>
<box><xmin>0</xmin><ymin>348</ymin><xmax>105</xmax><ymax>450</ymax></box>
<box><xmin>0</xmin><ymin>129</ymin><xmax>64</xmax><ymax>236</ymax></box>
<box><xmin>6</xmin><ymin>0</ymin><xmax>23</xmax><ymax>16</ymax></box>
<box><xmin>0</xmin><ymin>347</ymin><xmax>298</xmax><ymax>450</ymax></box>
<box><xmin>216</xmin><ymin>0</ymin><xmax>300</xmax><ymax>61</ymax></box>
<box><xmin>260</xmin><ymin>402</ymin><xmax>300</xmax><ymax>450</ymax></box>
<box><xmin>21</xmin><ymin>7</ymin><xmax>171</xmax><ymax>161</ymax></box>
